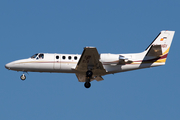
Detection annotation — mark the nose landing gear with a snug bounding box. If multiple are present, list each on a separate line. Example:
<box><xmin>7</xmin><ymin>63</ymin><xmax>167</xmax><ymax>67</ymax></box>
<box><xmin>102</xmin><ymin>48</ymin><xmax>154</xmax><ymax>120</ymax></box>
<box><xmin>20</xmin><ymin>74</ymin><xmax>26</xmax><ymax>80</ymax></box>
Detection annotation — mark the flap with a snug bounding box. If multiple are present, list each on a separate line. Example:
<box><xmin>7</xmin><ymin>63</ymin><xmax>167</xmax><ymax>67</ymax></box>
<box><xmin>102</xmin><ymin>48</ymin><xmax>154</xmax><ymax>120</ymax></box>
<box><xmin>94</xmin><ymin>76</ymin><xmax>104</xmax><ymax>81</ymax></box>
<box><xmin>76</xmin><ymin>73</ymin><xmax>104</xmax><ymax>82</ymax></box>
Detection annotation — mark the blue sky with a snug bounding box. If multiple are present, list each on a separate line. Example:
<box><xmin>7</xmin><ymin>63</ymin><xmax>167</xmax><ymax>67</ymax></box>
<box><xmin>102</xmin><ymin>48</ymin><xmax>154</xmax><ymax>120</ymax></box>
<box><xmin>1</xmin><ymin>0</ymin><xmax>180</xmax><ymax>119</ymax></box>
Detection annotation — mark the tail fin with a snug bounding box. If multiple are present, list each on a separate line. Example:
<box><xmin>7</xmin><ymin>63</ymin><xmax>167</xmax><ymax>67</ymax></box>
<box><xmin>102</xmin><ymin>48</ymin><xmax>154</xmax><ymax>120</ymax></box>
<box><xmin>145</xmin><ymin>30</ymin><xmax>175</xmax><ymax>63</ymax></box>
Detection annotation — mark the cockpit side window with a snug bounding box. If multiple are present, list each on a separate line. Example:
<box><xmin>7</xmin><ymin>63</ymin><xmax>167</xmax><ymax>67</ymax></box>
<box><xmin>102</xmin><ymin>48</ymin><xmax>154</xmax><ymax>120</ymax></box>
<box><xmin>31</xmin><ymin>53</ymin><xmax>38</xmax><ymax>59</ymax></box>
<box><xmin>39</xmin><ymin>54</ymin><xmax>44</xmax><ymax>59</ymax></box>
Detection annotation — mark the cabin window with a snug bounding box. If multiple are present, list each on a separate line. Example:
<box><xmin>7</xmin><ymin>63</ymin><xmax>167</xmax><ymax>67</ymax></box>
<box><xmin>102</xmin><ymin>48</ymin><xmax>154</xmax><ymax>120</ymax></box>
<box><xmin>68</xmin><ymin>56</ymin><xmax>72</xmax><ymax>60</ymax></box>
<box><xmin>62</xmin><ymin>56</ymin><xmax>66</xmax><ymax>59</ymax></box>
<box><xmin>74</xmin><ymin>56</ymin><xmax>77</xmax><ymax>60</ymax></box>
<box><xmin>56</xmin><ymin>56</ymin><xmax>59</xmax><ymax>59</ymax></box>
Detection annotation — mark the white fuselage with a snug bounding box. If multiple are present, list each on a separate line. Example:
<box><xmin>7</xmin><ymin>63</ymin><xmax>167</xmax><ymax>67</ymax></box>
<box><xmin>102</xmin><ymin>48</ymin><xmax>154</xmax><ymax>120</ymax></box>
<box><xmin>4</xmin><ymin>30</ymin><xmax>175</xmax><ymax>88</ymax></box>
<box><xmin>5</xmin><ymin>52</ymin><xmax>164</xmax><ymax>75</ymax></box>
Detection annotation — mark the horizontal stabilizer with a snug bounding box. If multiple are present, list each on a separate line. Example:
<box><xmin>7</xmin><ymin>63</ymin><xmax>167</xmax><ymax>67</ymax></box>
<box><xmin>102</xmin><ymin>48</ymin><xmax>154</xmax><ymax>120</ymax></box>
<box><xmin>146</xmin><ymin>45</ymin><xmax>162</xmax><ymax>57</ymax></box>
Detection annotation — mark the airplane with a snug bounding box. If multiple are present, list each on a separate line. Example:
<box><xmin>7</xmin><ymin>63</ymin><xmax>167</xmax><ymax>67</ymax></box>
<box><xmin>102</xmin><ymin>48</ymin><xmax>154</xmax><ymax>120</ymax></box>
<box><xmin>5</xmin><ymin>30</ymin><xmax>175</xmax><ymax>88</ymax></box>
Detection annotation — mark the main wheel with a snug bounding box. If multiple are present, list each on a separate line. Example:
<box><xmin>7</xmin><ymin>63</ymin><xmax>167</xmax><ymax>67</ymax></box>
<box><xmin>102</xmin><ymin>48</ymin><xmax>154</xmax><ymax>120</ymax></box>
<box><xmin>20</xmin><ymin>74</ymin><xmax>26</xmax><ymax>80</ymax></box>
<box><xmin>86</xmin><ymin>70</ymin><xmax>93</xmax><ymax>77</ymax></box>
<box><xmin>84</xmin><ymin>82</ymin><xmax>91</xmax><ymax>88</ymax></box>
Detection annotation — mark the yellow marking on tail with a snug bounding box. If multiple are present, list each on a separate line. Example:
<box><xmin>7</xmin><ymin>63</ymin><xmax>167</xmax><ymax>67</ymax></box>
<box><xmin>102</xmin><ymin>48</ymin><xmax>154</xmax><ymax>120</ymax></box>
<box><xmin>154</xmin><ymin>58</ymin><xmax>166</xmax><ymax>63</ymax></box>
<box><xmin>163</xmin><ymin>47</ymin><xmax>170</xmax><ymax>55</ymax></box>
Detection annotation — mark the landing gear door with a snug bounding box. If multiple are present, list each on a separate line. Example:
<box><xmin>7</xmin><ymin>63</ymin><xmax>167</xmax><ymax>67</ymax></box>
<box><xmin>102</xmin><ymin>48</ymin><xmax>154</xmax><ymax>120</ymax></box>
<box><xmin>54</xmin><ymin>54</ymin><xmax>61</xmax><ymax>69</ymax></box>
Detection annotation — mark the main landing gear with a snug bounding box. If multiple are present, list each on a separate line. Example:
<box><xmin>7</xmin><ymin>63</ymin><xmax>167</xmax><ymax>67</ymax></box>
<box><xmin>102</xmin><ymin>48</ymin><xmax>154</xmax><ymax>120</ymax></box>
<box><xmin>20</xmin><ymin>74</ymin><xmax>26</xmax><ymax>81</ymax></box>
<box><xmin>84</xmin><ymin>82</ymin><xmax>91</xmax><ymax>88</ymax></box>
<box><xmin>84</xmin><ymin>70</ymin><xmax>93</xmax><ymax>88</ymax></box>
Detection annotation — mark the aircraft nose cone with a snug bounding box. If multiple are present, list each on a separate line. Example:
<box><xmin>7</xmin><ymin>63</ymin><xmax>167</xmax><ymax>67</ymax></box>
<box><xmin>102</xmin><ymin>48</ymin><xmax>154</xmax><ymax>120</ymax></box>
<box><xmin>5</xmin><ymin>63</ymin><xmax>10</xmax><ymax>69</ymax></box>
<box><xmin>5</xmin><ymin>63</ymin><xmax>12</xmax><ymax>70</ymax></box>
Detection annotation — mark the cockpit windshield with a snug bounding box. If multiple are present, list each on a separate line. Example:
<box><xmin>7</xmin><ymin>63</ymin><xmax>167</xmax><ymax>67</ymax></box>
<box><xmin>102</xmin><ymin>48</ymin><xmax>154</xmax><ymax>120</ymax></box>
<box><xmin>31</xmin><ymin>53</ymin><xmax>44</xmax><ymax>59</ymax></box>
<box><xmin>31</xmin><ymin>53</ymin><xmax>38</xmax><ymax>58</ymax></box>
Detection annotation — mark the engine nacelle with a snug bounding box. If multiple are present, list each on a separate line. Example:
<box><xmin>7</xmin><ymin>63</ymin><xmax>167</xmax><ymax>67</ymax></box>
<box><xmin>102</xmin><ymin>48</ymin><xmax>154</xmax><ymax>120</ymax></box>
<box><xmin>100</xmin><ymin>54</ymin><xmax>119</xmax><ymax>66</ymax></box>
<box><xmin>119</xmin><ymin>55</ymin><xmax>132</xmax><ymax>64</ymax></box>
<box><xmin>100</xmin><ymin>54</ymin><xmax>132</xmax><ymax>65</ymax></box>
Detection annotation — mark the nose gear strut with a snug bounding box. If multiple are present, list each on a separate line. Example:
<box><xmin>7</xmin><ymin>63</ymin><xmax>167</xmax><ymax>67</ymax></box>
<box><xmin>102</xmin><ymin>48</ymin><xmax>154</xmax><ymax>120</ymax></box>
<box><xmin>20</xmin><ymin>74</ymin><xmax>26</xmax><ymax>80</ymax></box>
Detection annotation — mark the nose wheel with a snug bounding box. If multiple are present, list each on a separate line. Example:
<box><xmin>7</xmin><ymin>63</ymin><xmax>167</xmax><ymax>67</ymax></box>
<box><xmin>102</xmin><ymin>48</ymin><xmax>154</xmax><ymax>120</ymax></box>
<box><xmin>20</xmin><ymin>74</ymin><xmax>26</xmax><ymax>80</ymax></box>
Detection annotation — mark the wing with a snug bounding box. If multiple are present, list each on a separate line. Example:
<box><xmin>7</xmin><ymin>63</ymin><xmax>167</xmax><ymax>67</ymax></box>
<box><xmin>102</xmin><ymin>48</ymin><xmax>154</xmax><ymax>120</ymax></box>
<box><xmin>75</xmin><ymin>47</ymin><xmax>106</xmax><ymax>82</ymax></box>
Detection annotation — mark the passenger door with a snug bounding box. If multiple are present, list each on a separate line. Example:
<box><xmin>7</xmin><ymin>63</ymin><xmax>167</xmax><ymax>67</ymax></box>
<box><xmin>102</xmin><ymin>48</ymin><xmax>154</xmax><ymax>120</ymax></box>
<box><xmin>54</xmin><ymin>54</ymin><xmax>61</xmax><ymax>69</ymax></box>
